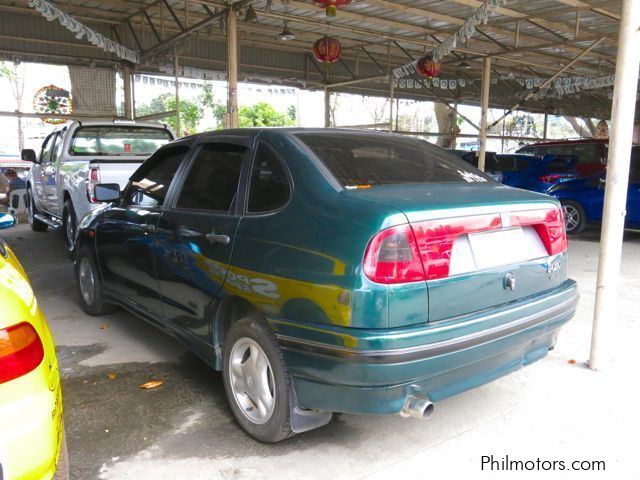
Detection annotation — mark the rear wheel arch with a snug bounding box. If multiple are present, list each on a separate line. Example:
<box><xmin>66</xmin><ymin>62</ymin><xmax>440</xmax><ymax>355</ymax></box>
<box><xmin>214</xmin><ymin>296</ymin><xmax>263</xmax><ymax>365</ymax></box>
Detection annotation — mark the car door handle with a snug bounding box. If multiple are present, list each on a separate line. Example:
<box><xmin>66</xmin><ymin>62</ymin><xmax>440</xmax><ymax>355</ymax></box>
<box><xmin>205</xmin><ymin>232</ymin><xmax>231</xmax><ymax>245</ymax></box>
<box><xmin>142</xmin><ymin>224</ymin><xmax>156</xmax><ymax>234</ymax></box>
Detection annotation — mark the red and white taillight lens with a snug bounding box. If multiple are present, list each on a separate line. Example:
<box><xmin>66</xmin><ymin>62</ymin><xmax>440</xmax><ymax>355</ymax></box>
<box><xmin>363</xmin><ymin>207</ymin><xmax>567</xmax><ymax>284</ymax></box>
<box><xmin>86</xmin><ymin>166</ymin><xmax>101</xmax><ymax>203</ymax></box>
<box><xmin>509</xmin><ymin>208</ymin><xmax>568</xmax><ymax>256</ymax></box>
<box><xmin>363</xmin><ymin>224</ymin><xmax>425</xmax><ymax>284</ymax></box>
<box><xmin>0</xmin><ymin>322</ymin><xmax>45</xmax><ymax>384</ymax></box>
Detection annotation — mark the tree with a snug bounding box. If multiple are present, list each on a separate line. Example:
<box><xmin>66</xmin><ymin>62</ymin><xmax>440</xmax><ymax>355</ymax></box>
<box><xmin>0</xmin><ymin>62</ymin><xmax>26</xmax><ymax>150</ymax></box>
<box><xmin>563</xmin><ymin>116</ymin><xmax>597</xmax><ymax>138</ymax></box>
<box><xmin>434</xmin><ymin>102</ymin><xmax>456</xmax><ymax>148</ymax></box>
<box><xmin>238</xmin><ymin>102</ymin><xmax>295</xmax><ymax>127</ymax></box>
<box><xmin>136</xmin><ymin>93</ymin><xmax>203</xmax><ymax>136</ymax></box>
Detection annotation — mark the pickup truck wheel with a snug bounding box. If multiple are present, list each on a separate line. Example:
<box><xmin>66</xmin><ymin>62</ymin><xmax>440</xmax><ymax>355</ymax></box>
<box><xmin>26</xmin><ymin>187</ymin><xmax>48</xmax><ymax>232</ymax></box>
<box><xmin>63</xmin><ymin>200</ymin><xmax>77</xmax><ymax>258</ymax></box>
<box><xmin>75</xmin><ymin>249</ymin><xmax>117</xmax><ymax>316</ymax></box>
<box><xmin>561</xmin><ymin>200</ymin><xmax>586</xmax><ymax>235</ymax></box>
<box><xmin>222</xmin><ymin>316</ymin><xmax>294</xmax><ymax>443</ymax></box>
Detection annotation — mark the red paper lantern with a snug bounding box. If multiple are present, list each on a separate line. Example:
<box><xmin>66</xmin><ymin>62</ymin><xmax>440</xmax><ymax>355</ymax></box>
<box><xmin>416</xmin><ymin>56</ymin><xmax>441</xmax><ymax>78</ymax></box>
<box><xmin>312</xmin><ymin>36</ymin><xmax>342</xmax><ymax>63</ymax></box>
<box><xmin>314</xmin><ymin>0</ymin><xmax>351</xmax><ymax>17</ymax></box>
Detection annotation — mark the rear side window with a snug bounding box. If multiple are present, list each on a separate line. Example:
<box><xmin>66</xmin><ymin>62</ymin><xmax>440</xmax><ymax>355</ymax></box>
<box><xmin>248</xmin><ymin>143</ymin><xmax>291</xmax><ymax>213</ymax></box>
<box><xmin>296</xmin><ymin>133</ymin><xmax>491</xmax><ymax>186</ymax></box>
<box><xmin>572</xmin><ymin>143</ymin><xmax>601</xmax><ymax>163</ymax></box>
<box><xmin>124</xmin><ymin>145</ymin><xmax>189</xmax><ymax>208</ymax></box>
<box><xmin>69</xmin><ymin>126</ymin><xmax>172</xmax><ymax>156</ymax></box>
<box><xmin>176</xmin><ymin>143</ymin><xmax>246</xmax><ymax>213</ymax></box>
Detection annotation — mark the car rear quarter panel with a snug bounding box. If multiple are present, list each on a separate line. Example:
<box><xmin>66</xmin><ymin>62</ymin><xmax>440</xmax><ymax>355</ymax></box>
<box><xmin>230</xmin><ymin>131</ymin><xmax>421</xmax><ymax>329</ymax></box>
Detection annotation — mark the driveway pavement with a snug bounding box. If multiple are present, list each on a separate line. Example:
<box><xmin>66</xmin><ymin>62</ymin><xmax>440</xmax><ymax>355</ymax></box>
<box><xmin>3</xmin><ymin>224</ymin><xmax>638</xmax><ymax>480</ymax></box>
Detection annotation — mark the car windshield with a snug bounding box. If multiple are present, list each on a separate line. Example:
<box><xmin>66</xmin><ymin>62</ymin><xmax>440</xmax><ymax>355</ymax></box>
<box><xmin>296</xmin><ymin>133</ymin><xmax>492</xmax><ymax>187</ymax></box>
<box><xmin>69</xmin><ymin>126</ymin><xmax>172</xmax><ymax>156</ymax></box>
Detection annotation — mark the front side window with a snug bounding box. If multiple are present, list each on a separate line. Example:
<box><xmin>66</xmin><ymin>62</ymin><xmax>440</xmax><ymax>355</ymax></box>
<box><xmin>296</xmin><ymin>133</ymin><xmax>491</xmax><ymax>187</ymax></box>
<box><xmin>39</xmin><ymin>133</ymin><xmax>55</xmax><ymax>164</ymax></box>
<box><xmin>51</xmin><ymin>130</ymin><xmax>66</xmax><ymax>164</ymax></box>
<box><xmin>69</xmin><ymin>126</ymin><xmax>172</xmax><ymax>156</ymax></box>
<box><xmin>248</xmin><ymin>143</ymin><xmax>291</xmax><ymax>213</ymax></box>
<box><xmin>176</xmin><ymin>143</ymin><xmax>246</xmax><ymax>213</ymax></box>
<box><xmin>123</xmin><ymin>146</ymin><xmax>189</xmax><ymax>208</ymax></box>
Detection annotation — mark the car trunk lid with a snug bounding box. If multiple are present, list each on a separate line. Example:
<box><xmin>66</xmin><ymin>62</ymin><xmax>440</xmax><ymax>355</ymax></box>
<box><xmin>347</xmin><ymin>183</ymin><xmax>568</xmax><ymax>325</ymax></box>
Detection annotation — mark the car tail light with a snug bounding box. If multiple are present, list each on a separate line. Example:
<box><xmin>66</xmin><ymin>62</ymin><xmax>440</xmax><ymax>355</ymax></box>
<box><xmin>363</xmin><ymin>224</ymin><xmax>425</xmax><ymax>284</ymax></box>
<box><xmin>363</xmin><ymin>208</ymin><xmax>567</xmax><ymax>284</ymax></box>
<box><xmin>509</xmin><ymin>208</ymin><xmax>568</xmax><ymax>256</ymax></box>
<box><xmin>538</xmin><ymin>174</ymin><xmax>562</xmax><ymax>183</ymax></box>
<box><xmin>0</xmin><ymin>322</ymin><xmax>45</xmax><ymax>384</ymax></box>
<box><xmin>86</xmin><ymin>166</ymin><xmax>101</xmax><ymax>203</ymax></box>
<box><xmin>411</xmin><ymin>214</ymin><xmax>502</xmax><ymax>280</ymax></box>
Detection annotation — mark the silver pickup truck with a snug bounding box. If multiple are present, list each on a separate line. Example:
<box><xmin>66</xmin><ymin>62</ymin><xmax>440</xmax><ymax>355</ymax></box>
<box><xmin>21</xmin><ymin>120</ymin><xmax>174</xmax><ymax>256</ymax></box>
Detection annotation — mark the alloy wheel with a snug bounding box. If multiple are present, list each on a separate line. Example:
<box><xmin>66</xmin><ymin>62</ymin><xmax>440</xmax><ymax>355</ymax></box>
<box><xmin>78</xmin><ymin>257</ymin><xmax>96</xmax><ymax>305</ymax></box>
<box><xmin>228</xmin><ymin>337</ymin><xmax>276</xmax><ymax>425</ymax></box>
<box><xmin>562</xmin><ymin>204</ymin><xmax>580</xmax><ymax>233</ymax></box>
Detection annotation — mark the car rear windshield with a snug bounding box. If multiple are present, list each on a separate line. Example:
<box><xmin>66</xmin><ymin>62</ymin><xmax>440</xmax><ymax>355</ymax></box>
<box><xmin>296</xmin><ymin>133</ymin><xmax>492</xmax><ymax>187</ymax></box>
<box><xmin>69</xmin><ymin>126</ymin><xmax>172</xmax><ymax>156</ymax></box>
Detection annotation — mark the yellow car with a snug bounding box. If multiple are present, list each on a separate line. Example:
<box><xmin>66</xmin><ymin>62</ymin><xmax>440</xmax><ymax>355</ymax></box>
<box><xmin>0</xmin><ymin>213</ymin><xmax>68</xmax><ymax>480</ymax></box>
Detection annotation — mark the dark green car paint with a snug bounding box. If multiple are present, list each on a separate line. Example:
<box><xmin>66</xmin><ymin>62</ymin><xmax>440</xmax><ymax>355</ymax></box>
<box><xmin>76</xmin><ymin>128</ymin><xmax>578</xmax><ymax>417</ymax></box>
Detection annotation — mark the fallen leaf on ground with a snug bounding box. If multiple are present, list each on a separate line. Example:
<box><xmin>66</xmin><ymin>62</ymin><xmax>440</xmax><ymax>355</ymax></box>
<box><xmin>139</xmin><ymin>380</ymin><xmax>163</xmax><ymax>389</ymax></box>
<box><xmin>568</xmin><ymin>359</ymin><xmax>577</xmax><ymax>364</ymax></box>
<box><xmin>107</xmin><ymin>372</ymin><xmax>117</xmax><ymax>380</ymax></box>
<box><xmin>99</xmin><ymin>323</ymin><xmax>109</xmax><ymax>330</ymax></box>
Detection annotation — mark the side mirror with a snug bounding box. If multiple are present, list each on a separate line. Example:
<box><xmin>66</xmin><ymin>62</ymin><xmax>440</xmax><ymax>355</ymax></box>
<box><xmin>94</xmin><ymin>183</ymin><xmax>121</xmax><ymax>203</ymax></box>
<box><xmin>0</xmin><ymin>213</ymin><xmax>16</xmax><ymax>231</ymax></box>
<box><xmin>21</xmin><ymin>149</ymin><xmax>37</xmax><ymax>163</ymax></box>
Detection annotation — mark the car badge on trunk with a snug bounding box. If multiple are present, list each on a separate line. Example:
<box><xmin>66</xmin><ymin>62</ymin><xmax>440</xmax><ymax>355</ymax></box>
<box><xmin>504</xmin><ymin>273</ymin><xmax>516</xmax><ymax>291</ymax></box>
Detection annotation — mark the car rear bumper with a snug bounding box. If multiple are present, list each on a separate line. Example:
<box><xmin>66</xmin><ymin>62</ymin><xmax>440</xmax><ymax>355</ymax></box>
<box><xmin>271</xmin><ymin>279</ymin><xmax>578</xmax><ymax>415</ymax></box>
<box><xmin>0</xmin><ymin>362</ymin><xmax>63</xmax><ymax>480</ymax></box>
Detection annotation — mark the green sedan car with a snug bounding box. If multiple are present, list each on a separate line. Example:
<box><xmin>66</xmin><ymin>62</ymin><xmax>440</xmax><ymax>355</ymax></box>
<box><xmin>74</xmin><ymin>129</ymin><xmax>577</xmax><ymax>442</ymax></box>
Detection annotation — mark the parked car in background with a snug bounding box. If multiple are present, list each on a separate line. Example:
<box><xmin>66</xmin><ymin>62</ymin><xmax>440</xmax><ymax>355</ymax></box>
<box><xmin>0</xmin><ymin>212</ymin><xmax>68</xmax><ymax>479</ymax></box>
<box><xmin>22</xmin><ymin>120</ymin><xmax>174</xmax><ymax>257</ymax></box>
<box><xmin>74</xmin><ymin>129</ymin><xmax>577</xmax><ymax>443</ymax></box>
<box><xmin>495</xmin><ymin>153</ymin><xmax>577</xmax><ymax>193</ymax></box>
<box><xmin>548</xmin><ymin>146</ymin><xmax>640</xmax><ymax>234</ymax></box>
<box><xmin>450</xmin><ymin>150</ymin><xmax>502</xmax><ymax>182</ymax></box>
<box><xmin>516</xmin><ymin>138</ymin><xmax>607</xmax><ymax>177</ymax></box>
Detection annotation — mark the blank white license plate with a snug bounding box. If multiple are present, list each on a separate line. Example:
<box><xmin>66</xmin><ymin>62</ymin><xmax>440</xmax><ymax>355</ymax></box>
<box><xmin>468</xmin><ymin>227</ymin><xmax>539</xmax><ymax>270</ymax></box>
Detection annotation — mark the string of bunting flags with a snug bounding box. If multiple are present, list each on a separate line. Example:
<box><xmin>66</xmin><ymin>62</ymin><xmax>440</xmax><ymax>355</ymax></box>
<box><xmin>380</xmin><ymin>74</ymin><xmax>616</xmax><ymax>99</ymax></box>
<box><xmin>392</xmin><ymin>0</ymin><xmax>504</xmax><ymax>79</ymax></box>
<box><xmin>27</xmin><ymin>0</ymin><xmax>139</xmax><ymax>63</ymax></box>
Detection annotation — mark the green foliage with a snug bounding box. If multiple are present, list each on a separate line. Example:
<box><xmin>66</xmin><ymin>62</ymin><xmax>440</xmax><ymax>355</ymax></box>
<box><xmin>136</xmin><ymin>93</ymin><xmax>203</xmax><ymax>136</ymax></box>
<box><xmin>0</xmin><ymin>62</ymin><xmax>16</xmax><ymax>80</ymax></box>
<box><xmin>199</xmin><ymin>82</ymin><xmax>226</xmax><ymax>129</ymax></box>
<box><xmin>238</xmin><ymin>102</ymin><xmax>295</xmax><ymax>128</ymax></box>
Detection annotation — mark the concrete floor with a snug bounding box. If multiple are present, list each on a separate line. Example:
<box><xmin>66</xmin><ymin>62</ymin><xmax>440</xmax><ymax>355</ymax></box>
<box><xmin>3</xmin><ymin>224</ymin><xmax>639</xmax><ymax>480</ymax></box>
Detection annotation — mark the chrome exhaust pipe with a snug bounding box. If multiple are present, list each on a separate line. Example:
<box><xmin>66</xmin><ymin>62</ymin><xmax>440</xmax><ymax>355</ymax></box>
<box><xmin>401</xmin><ymin>394</ymin><xmax>434</xmax><ymax>419</ymax></box>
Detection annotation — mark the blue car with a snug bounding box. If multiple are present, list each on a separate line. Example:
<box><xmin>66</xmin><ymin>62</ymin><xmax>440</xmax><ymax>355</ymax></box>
<box><xmin>548</xmin><ymin>147</ymin><xmax>640</xmax><ymax>234</ymax></box>
<box><xmin>457</xmin><ymin>152</ymin><xmax>576</xmax><ymax>192</ymax></box>
<box><xmin>495</xmin><ymin>154</ymin><xmax>577</xmax><ymax>193</ymax></box>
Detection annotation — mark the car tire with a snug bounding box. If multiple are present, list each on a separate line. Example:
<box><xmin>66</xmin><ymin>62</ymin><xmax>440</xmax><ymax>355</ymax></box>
<box><xmin>53</xmin><ymin>427</ymin><xmax>70</xmax><ymax>480</ymax></box>
<box><xmin>26</xmin><ymin>187</ymin><xmax>48</xmax><ymax>232</ymax></box>
<box><xmin>62</xmin><ymin>199</ymin><xmax>77</xmax><ymax>259</ymax></box>
<box><xmin>222</xmin><ymin>316</ymin><xmax>294</xmax><ymax>443</ymax></box>
<box><xmin>75</xmin><ymin>248</ymin><xmax>117</xmax><ymax>316</ymax></box>
<box><xmin>561</xmin><ymin>200</ymin><xmax>587</xmax><ymax>235</ymax></box>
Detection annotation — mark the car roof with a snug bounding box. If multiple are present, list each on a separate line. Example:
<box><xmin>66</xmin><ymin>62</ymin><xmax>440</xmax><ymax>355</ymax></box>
<box><xmin>521</xmin><ymin>138</ymin><xmax>608</xmax><ymax>147</ymax></box>
<box><xmin>54</xmin><ymin>119</ymin><xmax>171</xmax><ymax>130</ymax></box>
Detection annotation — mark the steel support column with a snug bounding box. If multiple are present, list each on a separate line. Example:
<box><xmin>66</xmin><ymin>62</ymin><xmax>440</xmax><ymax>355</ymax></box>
<box><xmin>174</xmin><ymin>53</ymin><xmax>181</xmax><ymax>135</ymax></box>
<box><xmin>589</xmin><ymin>0</ymin><xmax>640</xmax><ymax>371</ymax></box>
<box><xmin>226</xmin><ymin>8</ymin><xmax>239</xmax><ymax>129</ymax></box>
<box><xmin>123</xmin><ymin>65</ymin><xmax>134</xmax><ymax>120</ymax></box>
<box><xmin>324</xmin><ymin>87</ymin><xmax>330</xmax><ymax>127</ymax></box>
<box><xmin>388</xmin><ymin>79</ymin><xmax>394</xmax><ymax>132</ymax></box>
<box><xmin>478</xmin><ymin>56</ymin><xmax>491</xmax><ymax>171</ymax></box>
